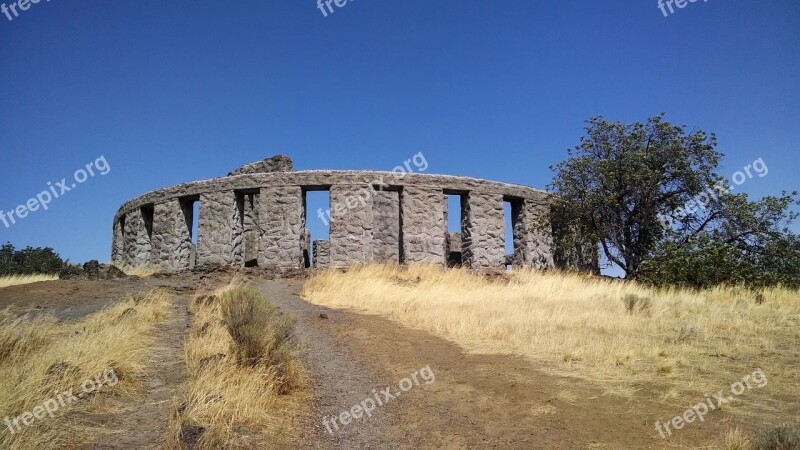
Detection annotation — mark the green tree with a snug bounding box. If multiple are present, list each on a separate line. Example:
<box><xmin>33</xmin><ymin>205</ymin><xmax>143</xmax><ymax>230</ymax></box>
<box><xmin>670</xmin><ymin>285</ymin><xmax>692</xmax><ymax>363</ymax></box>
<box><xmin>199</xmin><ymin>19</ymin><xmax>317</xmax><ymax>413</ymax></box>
<box><xmin>0</xmin><ymin>242</ymin><xmax>67</xmax><ymax>275</ymax></box>
<box><xmin>550</xmin><ymin>114</ymin><xmax>799</xmax><ymax>287</ymax></box>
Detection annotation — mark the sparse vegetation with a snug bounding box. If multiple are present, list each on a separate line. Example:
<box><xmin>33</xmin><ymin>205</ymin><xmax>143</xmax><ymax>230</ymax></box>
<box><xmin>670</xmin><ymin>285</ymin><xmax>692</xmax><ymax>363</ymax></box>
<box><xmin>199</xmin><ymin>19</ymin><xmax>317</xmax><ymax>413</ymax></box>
<box><xmin>167</xmin><ymin>282</ymin><xmax>306</xmax><ymax>449</ymax></box>
<box><xmin>0</xmin><ymin>289</ymin><xmax>171</xmax><ymax>449</ymax></box>
<box><xmin>751</xmin><ymin>424</ymin><xmax>800</xmax><ymax>450</ymax></box>
<box><xmin>121</xmin><ymin>266</ymin><xmax>161</xmax><ymax>277</ymax></box>
<box><xmin>0</xmin><ymin>273</ymin><xmax>59</xmax><ymax>288</ymax></box>
<box><xmin>302</xmin><ymin>265</ymin><xmax>800</xmax><ymax>424</ymax></box>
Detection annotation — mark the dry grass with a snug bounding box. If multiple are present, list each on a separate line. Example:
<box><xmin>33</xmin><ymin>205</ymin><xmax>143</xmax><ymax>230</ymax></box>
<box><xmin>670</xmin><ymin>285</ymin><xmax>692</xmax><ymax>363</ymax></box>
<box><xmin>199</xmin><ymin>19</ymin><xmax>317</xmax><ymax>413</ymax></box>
<box><xmin>0</xmin><ymin>274</ymin><xmax>59</xmax><ymax>288</ymax></box>
<box><xmin>166</xmin><ymin>281</ymin><xmax>307</xmax><ymax>449</ymax></box>
<box><xmin>0</xmin><ymin>289</ymin><xmax>171</xmax><ymax>448</ymax></box>
<box><xmin>121</xmin><ymin>266</ymin><xmax>161</xmax><ymax>277</ymax></box>
<box><xmin>301</xmin><ymin>265</ymin><xmax>800</xmax><ymax>418</ymax></box>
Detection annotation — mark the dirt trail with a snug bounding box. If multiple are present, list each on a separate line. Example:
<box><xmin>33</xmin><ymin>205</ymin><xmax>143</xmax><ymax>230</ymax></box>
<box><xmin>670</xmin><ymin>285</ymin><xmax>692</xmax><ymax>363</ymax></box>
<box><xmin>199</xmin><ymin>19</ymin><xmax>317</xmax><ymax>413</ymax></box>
<box><xmin>89</xmin><ymin>286</ymin><xmax>192</xmax><ymax>449</ymax></box>
<box><xmin>256</xmin><ymin>279</ymin><xmax>731</xmax><ymax>449</ymax></box>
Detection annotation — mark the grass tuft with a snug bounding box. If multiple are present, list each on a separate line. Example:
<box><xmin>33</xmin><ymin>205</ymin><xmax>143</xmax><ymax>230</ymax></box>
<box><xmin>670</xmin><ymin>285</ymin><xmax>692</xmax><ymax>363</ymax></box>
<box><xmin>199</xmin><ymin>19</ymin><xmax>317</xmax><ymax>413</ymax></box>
<box><xmin>167</xmin><ymin>281</ymin><xmax>306</xmax><ymax>449</ymax></box>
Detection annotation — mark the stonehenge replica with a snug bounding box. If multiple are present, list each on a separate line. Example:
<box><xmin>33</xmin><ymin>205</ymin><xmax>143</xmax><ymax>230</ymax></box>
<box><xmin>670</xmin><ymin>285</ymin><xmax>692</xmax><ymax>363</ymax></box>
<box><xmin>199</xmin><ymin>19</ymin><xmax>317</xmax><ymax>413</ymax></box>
<box><xmin>112</xmin><ymin>155</ymin><xmax>573</xmax><ymax>271</ymax></box>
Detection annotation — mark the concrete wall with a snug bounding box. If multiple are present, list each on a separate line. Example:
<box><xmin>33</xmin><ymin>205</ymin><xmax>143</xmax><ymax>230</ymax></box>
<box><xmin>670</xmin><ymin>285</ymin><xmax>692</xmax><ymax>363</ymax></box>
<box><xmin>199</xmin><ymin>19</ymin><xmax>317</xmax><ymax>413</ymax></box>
<box><xmin>122</xmin><ymin>208</ymin><xmax>152</xmax><ymax>267</ymax></box>
<box><xmin>114</xmin><ymin>170</ymin><xmax>559</xmax><ymax>271</ymax></box>
<box><xmin>329</xmin><ymin>185</ymin><xmax>374</xmax><ymax>267</ymax></box>
<box><xmin>313</xmin><ymin>240</ymin><xmax>330</xmax><ymax>268</ymax></box>
<box><xmin>401</xmin><ymin>187</ymin><xmax>446</xmax><ymax>265</ymax></box>
<box><xmin>197</xmin><ymin>191</ymin><xmax>238</xmax><ymax>266</ymax></box>
<box><xmin>511</xmin><ymin>198</ymin><xmax>555</xmax><ymax>269</ymax></box>
<box><xmin>151</xmin><ymin>199</ymin><xmax>194</xmax><ymax>270</ymax></box>
<box><xmin>259</xmin><ymin>186</ymin><xmax>305</xmax><ymax>269</ymax></box>
<box><xmin>461</xmin><ymin>193</ymin><xmax>505</xmax><ymax>269</ymax></box>
<box><xmin>372</xmin><ymin>189</ymin><xmax>401</xmax><ymax>264</ymax></box>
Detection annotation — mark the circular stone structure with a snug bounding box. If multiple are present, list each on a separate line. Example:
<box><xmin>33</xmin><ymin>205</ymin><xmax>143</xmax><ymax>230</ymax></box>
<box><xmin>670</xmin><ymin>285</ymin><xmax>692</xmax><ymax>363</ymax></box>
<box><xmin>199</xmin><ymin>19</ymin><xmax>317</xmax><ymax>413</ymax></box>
<box><xmin>111</xmin><ymin>155</ymin><xmax>560</xmax><ymax>271</ymax></box>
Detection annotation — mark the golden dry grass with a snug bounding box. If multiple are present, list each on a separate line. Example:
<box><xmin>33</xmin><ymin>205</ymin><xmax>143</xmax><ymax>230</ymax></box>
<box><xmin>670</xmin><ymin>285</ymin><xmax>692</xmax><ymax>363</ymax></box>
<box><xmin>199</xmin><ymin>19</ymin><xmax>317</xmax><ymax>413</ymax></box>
<box><xmin>166</xmin><ymin>281</ymin><xmax>307</xmax><ymax>449</ymax></box>
<box><xmin>0</xmin><ymin>274</ymin><xmax>59</xmax><ymax>288</ymax></box>
<box><xmin>121</xmin><ymin>266</ymin><xmax>161</xmax><ymax>277</ymax></box>
<box><xmin>301</xmin><ymin>265</ymin><xmax>800</xmax><ymax>417</ymax></box>
<box><xmin>0</xmin><ymin>289</ymin><xmax>171</xmax><ymax>448</ymax></box>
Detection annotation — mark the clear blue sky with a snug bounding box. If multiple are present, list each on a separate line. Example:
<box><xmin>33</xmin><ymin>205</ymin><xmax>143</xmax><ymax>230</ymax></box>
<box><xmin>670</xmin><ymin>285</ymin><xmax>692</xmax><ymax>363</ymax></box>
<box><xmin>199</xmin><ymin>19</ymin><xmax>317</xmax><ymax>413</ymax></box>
<box><xmin>1</xmin><ymin>0</ymin><xmax>798</xmax><ymax>267</ymax></box>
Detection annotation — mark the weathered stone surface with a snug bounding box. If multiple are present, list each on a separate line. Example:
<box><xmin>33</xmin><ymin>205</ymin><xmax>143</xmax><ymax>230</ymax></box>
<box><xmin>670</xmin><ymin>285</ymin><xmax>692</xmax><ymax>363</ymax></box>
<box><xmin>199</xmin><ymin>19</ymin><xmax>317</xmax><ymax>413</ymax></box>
<box><xmin>112</xmin><ymin>165</ymin><xmax>567</xmax><ymax>272</ymax></box>
<box><xmin>313</xmin><ymin>240</ymin><xmax>330</xmax><ymax>268</ymax></box>
<box><xmin>151</xmin><ymin>200</ymin><xmax>194</xmax><ymax>271</ymax></box>
<box><xmin>228</xmin><ymin>154</ymin><xmax>293</xmax><ymax>176</ymax></box>
<box><xmin>372</xmin><ymin>190</ymin><xmax>401</xmax><ymax>264</ymax></box>
<box><xmin>330</xmin><ymin>185</ymin><xmax>374</xmax><ymax>267</ymax></box>
<box><xmin>446</xmin><ymin>232</ymin><xmax>462</xmax><ymax>267</ymax></box>
<box><xmin>401</xmin><ymin>187</ymin><xmax>446</xmax><ymax>264</ymax></box>
<box><xmin>461</xmin><ymin>193</ymin><xmax>505</xmax><ymax>269</ymax></box>
<box><xmin>197</xmin><ymin>191</ymin><xmax>238</xmax><ymax>266</ymax></box>
<box><xmin>111</xmin><ymin>218</ymin><xmax>124</xmax><ymax>266</ymax></box>
<box><xmin>301</xmin><ymin>228</ymin><xmax>311</xmax><ymax>268</ymax></box>
<box><xmin>512</xmin><ymin>199</ymin><xmax>555</xmax><ymax>269</ymax></box>
<box><xmin>233</xmin><ymin>193</ymin><xmax>260</xmax><ymax>266</ymax></box>
<box><xmin>259</xmin><ymin>186</ymin><xmax>305</xmax><ymax>269</ymax></box>
<box><xmin>122</xmin><ymin>208</ymin><xmax>152</xmax><ymax>267</ymax></box>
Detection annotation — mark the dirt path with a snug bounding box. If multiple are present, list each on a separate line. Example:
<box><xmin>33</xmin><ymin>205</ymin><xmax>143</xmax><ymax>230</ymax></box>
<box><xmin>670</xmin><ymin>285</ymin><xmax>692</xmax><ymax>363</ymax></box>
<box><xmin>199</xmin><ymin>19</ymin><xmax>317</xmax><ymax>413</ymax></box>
<box><xmin>256</xmin><ymin>279</ymin><xmax>727</xmax><ymax>449</ymax></box>
<box><xmin>89</xmin><ymin>286</ymin><xmax>192</xmax><ymax>449</ymax></box>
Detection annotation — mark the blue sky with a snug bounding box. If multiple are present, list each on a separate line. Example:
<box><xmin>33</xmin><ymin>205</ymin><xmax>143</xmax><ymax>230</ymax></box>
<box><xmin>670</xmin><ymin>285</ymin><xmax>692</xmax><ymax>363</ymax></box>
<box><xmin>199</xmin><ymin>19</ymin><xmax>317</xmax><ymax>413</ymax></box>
<box><xmin>0</xmin><ymin>0</ymin><xmax>798</xmax><ymax>269</ymax></box>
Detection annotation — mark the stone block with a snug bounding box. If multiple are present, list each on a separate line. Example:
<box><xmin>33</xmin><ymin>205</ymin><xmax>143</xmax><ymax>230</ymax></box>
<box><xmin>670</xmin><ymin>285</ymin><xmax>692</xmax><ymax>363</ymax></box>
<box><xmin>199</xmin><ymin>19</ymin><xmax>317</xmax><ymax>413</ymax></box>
<box><xmin>512</xmin><ymin>198</ymin><xmax>555</xmax><ymax>269</ymax></box>
<box><xmin>461</xmin><ymin>193</ymin><xmax>505</xmax><ymax>269</ymax></box>
<box><xmin>228</xmin><ymin>154</ymin><xmax>293</xmax><ymax>176</ymax></box>
<box><xmin>330</xmin><ymin>184</ymin><xmax>374</xmax><ymax>267</ymax></box>
<box><xmin>313</xmin><ymin>239</ymin><xmax>330</xmax><ymax>268</ymax></box>
<box><xmin>151</xmin><ymin>199</ymin><xmax>194</xmax><ymax>271</ymax></box>
<box><xmin>401</xmin><ymin>187</ymin><xmax>446</xmax><ymax>265</ymax></box>
<box><xmin>259</xmin><ymin>186</ymin><xmax>305</xmax><ymax>269</ymax></box>
<box><xmin>122</xmin><ymin>208</ymin><xmax>152</xmax><ymax>267</ymax></box>
<box><xmin>372</xmin><ymin>190</ymin><xmax>401</xmax><ymax>264</ymax></box>
<box><xmin>197</xmin><ymin>191</ymin><xmax>238</xmax><ymax>266</ymax></box>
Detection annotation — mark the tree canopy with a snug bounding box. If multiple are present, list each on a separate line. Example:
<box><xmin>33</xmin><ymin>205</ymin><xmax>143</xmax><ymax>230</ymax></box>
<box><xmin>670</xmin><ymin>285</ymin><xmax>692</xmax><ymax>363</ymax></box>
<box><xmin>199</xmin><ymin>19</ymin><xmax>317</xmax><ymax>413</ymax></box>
<box><xmin>549</xmin><ymin>114</ymin><xmax>799</xmax><ymax>288</ymax></box>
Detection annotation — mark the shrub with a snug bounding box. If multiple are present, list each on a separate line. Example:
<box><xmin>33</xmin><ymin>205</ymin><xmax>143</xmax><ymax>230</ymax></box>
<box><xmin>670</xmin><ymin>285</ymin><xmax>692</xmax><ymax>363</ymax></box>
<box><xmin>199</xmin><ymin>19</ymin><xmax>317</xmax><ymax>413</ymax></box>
<box><xmin>751</xmin><ymin>424</ymin><xmax>800</xmax><ymax>450</ymax></box>
<box><xmin>670</xmin><ymin>324</ymin><xmax>701</xmax><ymax>344</ymax></box>
<box><xmin>220</xmin><ymin>288</ymin><xmax>299</xmax><ymax>393</ymax></box>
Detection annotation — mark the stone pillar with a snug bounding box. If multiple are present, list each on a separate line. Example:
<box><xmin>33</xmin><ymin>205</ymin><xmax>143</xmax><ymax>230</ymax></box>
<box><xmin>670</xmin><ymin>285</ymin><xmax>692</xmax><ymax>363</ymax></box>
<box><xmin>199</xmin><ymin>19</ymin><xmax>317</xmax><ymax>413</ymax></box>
<box><xmin>513</xmin><ymin>198</ymin><xmax>555</xmax><ymax>269</ymax></box>
<box><xmin>259</xmin><ymin>186</ymin><xmax>305</xmax><ymax>269</ymax></box>
<box><xmin>329</xmin><ymin>184</ymin><xmax>374</xmax><ymax>267</ymax></box>
<box><xmin>401</xmin><ymin>187</ymin><xmax>446</xmax><ymax>265</ymax></box>
<box><xmin>313</xmin><ymin>240</ymin><xmax>330</xmax><ymax>268</ymax></box>
<box><xmin>122</xmin><ymin>208</ymin><xmax>152</xmax><ymax>268</ymax></box>
<box><xmin>151</xmin><ymin>200</ymin><xmax>193</xmax><ymax>271</ymax></box>
<box><xmin>372</xmin><ymin>190</ymin><xmax>401</xmax><ymax>264</ymax></box>
<box><xmin>233</xmin><ymin>193</ymin><xmax>260</xmax><ymax>267</ymax></box>
<box><xmin>197</xmin><ymin>191</ymin><xmax>238</xmax><ymax>266</ymax></box>
<box><xmin>111</xmin><ymin>218</ymin><xmax>124</xmax><ymax>266</ymax></box>
<box><xmin>461</xmin><ymin>193</ymin><xmax>505</xmax><ymax>269</ymax></box>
